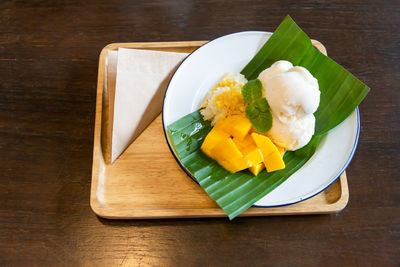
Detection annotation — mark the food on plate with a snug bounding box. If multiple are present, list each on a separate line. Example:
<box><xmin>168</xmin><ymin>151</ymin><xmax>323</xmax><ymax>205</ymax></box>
<box><xmin>258</xmin><ymin>60</ymin><xmax>293</xmax><ymax>96</ymax></box>
<box><xmin>200</xmin><ymin>115</ymin><xmax>285</xmax><ymax>174</ymax></box>
<box><xmin>260</xmin><ymin>61</ymin><xmax>320</xmax><ymax>150</ymax></box>
<box><xmin>200</xmin><ymin>73</ymin><xmax>248</xmax><ymax>125</ymax></box>
<box><xmin>166</xmin><ymin>15</ymin><xmax>370</xmax><ymax>219</ymax></box>
<box><xmin>251</xmin><ymin>133</ymin><xmax>285</xmax><ymax>172</ymax></box>
<box><xmin>198</xmin><ymin>59</ymin><xmax>319</xmax><ymax>174</ymax></box>
<box><xmin>241</xmin><ymin>79</ymin><xmax>273</xmax><ymax>134</ymax></box>
<box><xmin>268</xmin><ymin>113</ymin><xmax>316</xmax><ymax>151</ymax></box>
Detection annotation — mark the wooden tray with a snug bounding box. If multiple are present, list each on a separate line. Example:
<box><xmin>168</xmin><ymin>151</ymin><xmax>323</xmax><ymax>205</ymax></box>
<box><xmin>90</xmin><ymin>40</ymin><xmax>348</xmax><ymax>219</ymax></box>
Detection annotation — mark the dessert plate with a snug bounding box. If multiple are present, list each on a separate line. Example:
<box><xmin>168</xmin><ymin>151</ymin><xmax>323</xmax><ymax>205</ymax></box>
<box><xmin>162</xmin><ymin>31</ymin><xmax>359</xmax><ymax>207</ymax></box>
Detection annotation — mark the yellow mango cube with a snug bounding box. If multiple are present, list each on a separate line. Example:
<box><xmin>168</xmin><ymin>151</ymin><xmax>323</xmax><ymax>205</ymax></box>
<box><xmin>251</xmin><ymin>133</ymin><xmax>285</xmax><ymax>172</ymax></box>
<box><xmin>201</xmin><ymin>128</ymin><xmax>230</xmax><ymax>157</ymax></box>
<box><xmin>249</xmin><ymin>163</ymin><xmax>265</xmax><ymax>176</ymax></box>
<box><xmin>243</xmin><ymin>147</ymin><xmax>264</xmax><ymax>167</ymax></box>
<box><xmin>264</xmin><ymin>152</ymin><xmax>285</xmax><ymax>172</ymax></box>
<box><xmin>232</xmin><ymin>134</ymin><xmax>254</xmax><ymax>150</ymax></box>
<box><xmin>276</xmin><ymin>144</ymin><xmax>285</xmax><ymax>157</ymax></box>
<box><xmin>201</xmin><ymin>115</ymin><xmax>284</xmax><ymax>175</ymax></box>
<box><xmin>233</xmin><ymin>135</ymin><xmax>263</xmax><ymax>167</ymax></box>
<box><xmin>218</xmin><ymin>115</ymin><xmax>252</xmax><ymax>141</ymax></box>
<box><xmin>219</xmin><ymin>157</ymin><xmax>250</xmax><ymax>173</ymax></box>
<box><xmin>210</xmin><ymin>138</ymin><xmax>243</xmax><ymax>161</ymax></box>
<box><xmin>251</xmin><ymin>133</ymin><xmax>277</xmax><ymax>158</ymax></box>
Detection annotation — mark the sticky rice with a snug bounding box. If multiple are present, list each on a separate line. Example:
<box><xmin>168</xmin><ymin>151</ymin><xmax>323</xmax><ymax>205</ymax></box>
<box><xmin>200</xmin><ymin>73</ymin><xmax>248</xmax><ymax>125</ymax></box>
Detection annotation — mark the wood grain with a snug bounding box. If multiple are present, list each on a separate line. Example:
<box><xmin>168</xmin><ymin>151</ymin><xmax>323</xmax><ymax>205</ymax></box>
<box><xmin>91</xmin><ymin>40</ymin><xmax>348</xmax><ymax>219</ymax></box>
<box><xmin>0</xmin><ymin>0</ymin><xmax>399</xmax><ymax>266</ymax></box>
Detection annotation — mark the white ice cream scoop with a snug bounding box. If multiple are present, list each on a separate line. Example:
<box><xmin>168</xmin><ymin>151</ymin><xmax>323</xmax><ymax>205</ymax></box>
<box><xmin>258</xmin><ymin>61</ymin><xmax>320</xmax><ymax>150</ymax></box>
<box><xmin>264</xmin><ymin>66</ymin><xmax>320</xmax><ymax>122</ymax></box>
<box><xmin>258</xmin><ymin>60</ymin><xmax>293</xmax><ymax>96</ymax></box>
<box><xmin>268</xmin><ymin>113</ymin><xmax>316</xmax><ymax>151</ymax></box>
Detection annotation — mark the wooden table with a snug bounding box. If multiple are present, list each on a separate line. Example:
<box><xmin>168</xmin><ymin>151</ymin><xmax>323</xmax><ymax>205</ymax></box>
<box><xmin>1</xmin><ymin>1</ymin><xmax>399</xmax><ymax>265</ymax></box>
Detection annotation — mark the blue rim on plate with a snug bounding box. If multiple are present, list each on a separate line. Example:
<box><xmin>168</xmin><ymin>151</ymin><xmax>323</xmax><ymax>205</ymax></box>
<box><xmin>161</xmin><ymin>31</ymin><xmax>360</xmax><ymax>208</ymax></box>
<box><xmin>253</xmin><ymin>108</ymin><xmax>360</xmax><ymax>207</ymax></box>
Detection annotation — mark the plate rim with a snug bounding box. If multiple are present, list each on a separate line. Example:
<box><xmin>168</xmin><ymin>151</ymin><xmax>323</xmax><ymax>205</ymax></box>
<box><xmin>161</xmin><ymin>31</ymin><xmax>359</xmax><ymax>208</ymax></box>
<box><xmin>253</xmin><ymin>108</ymin><xmax>360</xmax><ymax>207</ymax></box>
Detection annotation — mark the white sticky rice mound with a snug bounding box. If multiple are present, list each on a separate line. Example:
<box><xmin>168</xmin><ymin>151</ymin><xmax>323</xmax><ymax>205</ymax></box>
<box><xmin>200</xmin><ymin>73</ymin><xmax>248</xmax><ymax>125</ymax></box>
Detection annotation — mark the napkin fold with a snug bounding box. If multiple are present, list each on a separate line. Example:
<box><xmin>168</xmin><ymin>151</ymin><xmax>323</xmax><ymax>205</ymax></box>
<box><xmin>102</xmin><ymin>48</ymin><xmax>188</xmax><ymax>164</ymax></box>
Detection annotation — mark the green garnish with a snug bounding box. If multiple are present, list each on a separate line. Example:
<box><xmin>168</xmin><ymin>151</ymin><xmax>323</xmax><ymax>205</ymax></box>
<box><xmin>241</xmin><ymin>79</ymin><xmax>272</xmax><ymax>133</ymax></box>
<box><xmin>245</xmin><ymin>98</ymin><xmax>272</xmax><ymax>133</ymax></box>
<box><xmin>241</xmin><ymin>79</ymin><xmax>262</xmax><ymax>103</ymax></box>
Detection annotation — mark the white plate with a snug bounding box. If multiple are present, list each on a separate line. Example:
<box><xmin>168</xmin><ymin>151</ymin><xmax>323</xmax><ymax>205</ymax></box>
<box><xmin>162</xmin><ymin>31</ymin><xmax>359</xmax><ymax>207</ymax></box>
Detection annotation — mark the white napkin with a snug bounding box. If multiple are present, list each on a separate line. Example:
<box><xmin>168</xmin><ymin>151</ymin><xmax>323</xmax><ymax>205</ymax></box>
<box><xmin>108</xmin><ymin>48</ymin><xmax>188</xmax><ymax>163</ymax></box>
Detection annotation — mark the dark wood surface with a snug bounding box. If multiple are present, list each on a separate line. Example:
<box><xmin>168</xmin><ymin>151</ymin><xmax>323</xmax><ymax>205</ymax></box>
<box><xmin>1</xmin><ymin>0</ymin><xmax>399</xmax><ymax>266</ymax></box>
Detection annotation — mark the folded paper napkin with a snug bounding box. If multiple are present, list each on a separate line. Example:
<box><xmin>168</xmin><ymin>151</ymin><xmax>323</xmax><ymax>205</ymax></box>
<box><xmin>103</xmin><ymin>48</ymin><xmax>188</xmax><ymax>163</ymax></box>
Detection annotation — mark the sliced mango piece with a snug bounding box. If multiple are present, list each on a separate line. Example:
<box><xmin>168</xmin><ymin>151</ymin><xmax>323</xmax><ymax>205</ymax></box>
<box><xmin>232</xmin><ymin>134</ymin><xmax>254</xmax><ymax>150</ymax></box>
<box><xmin>263</xmin><ymin>152</ymin><xmax>285</xmax><ymax>172</ymax></box>
<box><xmin>276</xmin><ymin>145</ymin><xmax>285</xmax><ymax>157</ymax></box>
<box><xmin>243</xmin><ymin>147</ymin><xmax>264</xmax><ymax>167</ymax></box>
<box><xmin>218</xmin><ymin>115</ymin><xmax>252</xmax><ymax>141</ymax></box>
<box><xmin>201</xmin><ymin>115</ymin><xmax>283</xmax><ymax>175</ymax></box>
<box><xmin>251</xmin><ymin>133</ymin><xmax>277</xmax><ymax>158</ymax></box>
<box><xmin>210</xmin><ymin>138</ymin><xmax>243</xmax><ymax>161</ymax></box>
<box><xmin>255</xmin><ymin>132</ymin><xmax>284</xmax><ymax>156</ymax></box>
<box><xmin>219</xmin><ymin>157</ymin><xmax>249</xmax><ymax>173</ymax></box>
<box><xmin>249</xmin><ymin>163</ymin><xmax>265</xmax><ymax>176</ymax></box>
<box><xmin>251</xmin><ymin>133</ymin><xmax>285</xmax><ymax>172</ymax></box>
<box><xmin>213</xmin><ymin>116</ymin><xmax>229</xmax><ymax>129</ymax></box>
<box><xmin>209</xmin><ymin>137</ymin><xmax>249</xmax><ymax>173</ymax></box>
<box><xmin>233</xmin><ymin>135</ymin><xmax>263</xmax><ymax>167</ymax></box>
<box><xmin>201</xmin><ymin>128</ymin><xmax>230</xmax><ymax>157</ymax></box>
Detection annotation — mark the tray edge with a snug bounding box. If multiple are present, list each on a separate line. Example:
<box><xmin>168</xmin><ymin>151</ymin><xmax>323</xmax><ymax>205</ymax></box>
<box><xmin>90</xmin><ymin>40</ymin><xmax>349</xmax><ymax>219</ymax></box>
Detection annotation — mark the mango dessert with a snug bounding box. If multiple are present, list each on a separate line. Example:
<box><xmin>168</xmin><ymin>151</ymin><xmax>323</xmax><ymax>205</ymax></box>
<box><xmin>167</xmin><ymin>16</ymin><xmax>370</xmax><ymax>219</ymax></box>
<box><xmin>201</xmin><ymin>115</ymin><xmax>285</xmax><ymax>175</ymax></box>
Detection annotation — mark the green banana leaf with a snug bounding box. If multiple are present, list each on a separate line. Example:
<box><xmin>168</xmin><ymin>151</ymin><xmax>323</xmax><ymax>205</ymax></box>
<box><xmin>242</xmin><ymin>15</ymin><xmax>369</xmax><ymax>135</ymax></box>
<box><xmin>167</xmin><ymin>15</ymin><xmax>369</xmax><ymax>219</ymax></box>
